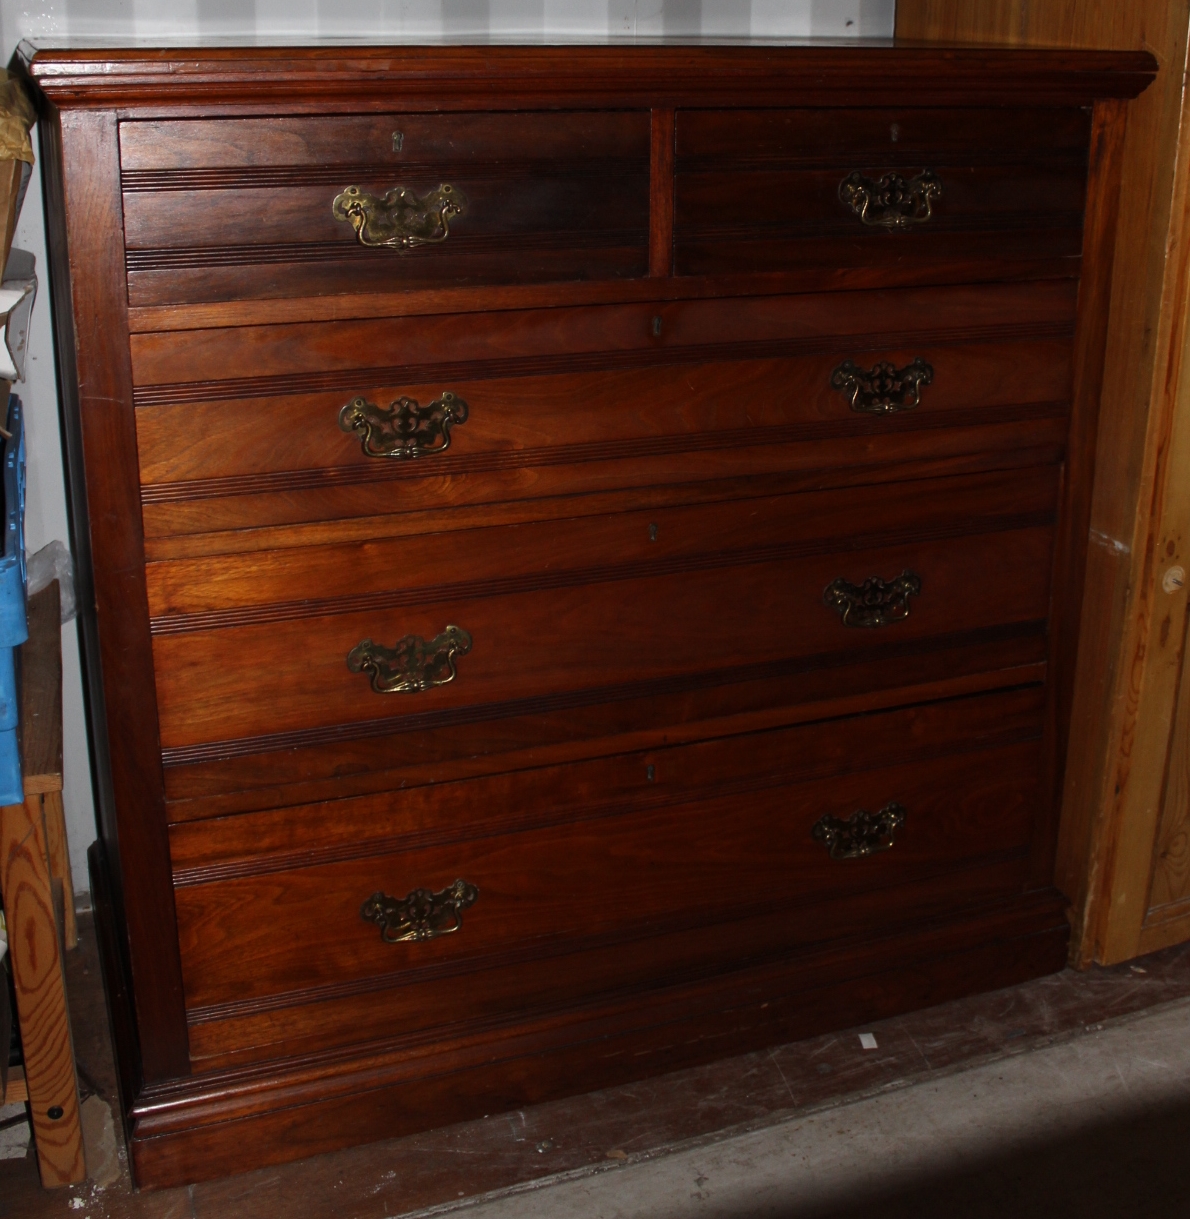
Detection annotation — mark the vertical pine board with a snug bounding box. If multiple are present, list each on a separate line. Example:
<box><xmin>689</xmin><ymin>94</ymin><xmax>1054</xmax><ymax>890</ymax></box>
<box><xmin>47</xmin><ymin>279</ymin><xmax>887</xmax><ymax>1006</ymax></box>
<box><xmin>0</xmin><ymin>794</ymin><xmax>85</xmax><ymax>1185</ymax></box>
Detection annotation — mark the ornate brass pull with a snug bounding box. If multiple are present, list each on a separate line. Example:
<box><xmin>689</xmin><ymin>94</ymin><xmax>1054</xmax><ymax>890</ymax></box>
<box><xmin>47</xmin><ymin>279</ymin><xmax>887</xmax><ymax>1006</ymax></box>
<box><xmin>332</xmin><ymin>183</ymin><xmax>466</xmax><ymax>249</ymax></box>
<box><xmin>339</xmin><ymin>392</ymin><xmax>468</xmax><ymax>459</ymax></box>
<box><xmin>347</xmin><ymin>625</ymin><xmax>472</xmax><ymax>694</ymax></box>
<box><xmin>361</xmin><ymin>879</ymin><xmax>479</xmax><ymax>943</ymax></box>
<box><xmin>831</xmin><ymin>359</ymin><xmax>933</xmax><ymax>415</ymax></box>
<box><xmin>812</xmin><ymin>803</ymin><xmax>906</xmax><ymax>860</ymax></box>
<box><xmin>838</xmin><ymin>170</ymin><xmax>941</xmax><ymax>228</ymax></box>
<box><xmin>823</xmin><ymin>570</ymin><xmax>921</xmax><ymax>628</ymax></box>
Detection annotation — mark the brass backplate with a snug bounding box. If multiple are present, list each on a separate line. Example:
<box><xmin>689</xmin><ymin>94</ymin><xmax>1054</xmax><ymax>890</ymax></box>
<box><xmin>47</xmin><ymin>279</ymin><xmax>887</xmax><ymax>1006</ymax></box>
<box><xmin>823</xmin><ymin>570</ymin><xmax>921</xmax><ymax>628</ymax></box>
<box><xmin>838</xmin><ymin>170</ymin><xmax>941</xmax><ymax>228</ymax></box>
<box><xmin>347</xmin><ymin>625</ymin><xmax>472</xmax><ymax>694</ymax></box>
<box><xmin>812</xmin><ymin>803</ymin><xmax>906</xmax><ymax>860</ymax></box>
<box><xmin>361</xmin><ymin>879</ymin><xmax>479</xmax><ymax>943</ymax></box>
<box><xmin>339</xmin><ymin>392</ymin><xmax>468</xmax><ymax>459</ymax></box>
<box><xmin>831</xmin><ymin>358</ymin><xmax>933</xmax><ymax>414</ymax></box>
<box><xmin>332</xmin><ymin>182</ymin><xmax>466</xmax><ymax>248</ymax></box>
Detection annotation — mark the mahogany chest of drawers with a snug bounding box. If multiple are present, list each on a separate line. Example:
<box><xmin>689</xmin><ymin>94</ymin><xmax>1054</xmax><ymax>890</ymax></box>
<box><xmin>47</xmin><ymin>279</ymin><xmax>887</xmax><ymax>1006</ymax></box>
<box><xmin>23</xmin><ymin>42</ymin><xmax>1154</xmax><ymax>1187</ymax></box>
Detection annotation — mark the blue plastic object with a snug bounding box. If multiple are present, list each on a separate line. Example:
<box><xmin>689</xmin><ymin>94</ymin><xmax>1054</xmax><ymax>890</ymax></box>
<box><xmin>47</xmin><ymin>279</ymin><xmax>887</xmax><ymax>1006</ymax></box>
<box><xmin>0</xmin><ymin>394</ymin><xmax>27</xmax><ymax>805</ymax></box>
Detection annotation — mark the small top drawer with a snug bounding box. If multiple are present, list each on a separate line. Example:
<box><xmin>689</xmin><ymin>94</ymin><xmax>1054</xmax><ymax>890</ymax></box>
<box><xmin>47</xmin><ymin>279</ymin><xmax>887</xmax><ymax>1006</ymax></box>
<box><xmin>120</xmin><ymin>112</ymin><xmax>651</xmax><ymax>306</ymax></box>
<box><xmin>673</xmin><ymin>107</ymin><xmax>1091</xmax><ymax>277</ymax></box>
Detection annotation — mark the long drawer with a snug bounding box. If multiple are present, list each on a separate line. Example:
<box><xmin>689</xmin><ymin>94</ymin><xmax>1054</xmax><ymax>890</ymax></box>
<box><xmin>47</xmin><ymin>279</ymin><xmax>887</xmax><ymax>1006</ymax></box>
<box><xmin>134</xmin><ymin>282</ymin><xmax>1075</xmax><ymax>538</ymax></box>
<box><xmin>674</xmin><ymin>107</ymin><xmax>1089</xmax><ymax>276</ymax></box>
<box><xmin>171</xmin><ymin>685</ymin><xmax>1046</xmax><ymax>1070</ymax></box>
<box><xmin>120</xmin><ymin>111</ymin><xmax>651</xmax><ymax>305</ymax></box>
<box><xmin>151</xmin><ymin>463</ymin><xmax>1058</xmax><ymax>755</ymax></box>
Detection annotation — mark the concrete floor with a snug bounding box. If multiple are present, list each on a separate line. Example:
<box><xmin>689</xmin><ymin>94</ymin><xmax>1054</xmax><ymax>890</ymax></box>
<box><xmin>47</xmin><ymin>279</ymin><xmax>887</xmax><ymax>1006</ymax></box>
<box><xmin>438</xmin><ymin>999</ymin><xmax>1190</xmax><ymax>1219</ymax></box>
<box><xmin>4</xmin><ymin>918</ymin><xmax>1190</xmax><ymax>1217</ymax></box>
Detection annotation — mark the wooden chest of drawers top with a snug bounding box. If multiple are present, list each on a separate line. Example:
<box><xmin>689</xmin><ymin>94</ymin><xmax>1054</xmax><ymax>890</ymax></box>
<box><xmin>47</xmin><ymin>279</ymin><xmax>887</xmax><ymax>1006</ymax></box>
<box><xmin>23</xmin><ymin>41</ymin><xmax>1155</xmax><ymax>1189</ymax></box>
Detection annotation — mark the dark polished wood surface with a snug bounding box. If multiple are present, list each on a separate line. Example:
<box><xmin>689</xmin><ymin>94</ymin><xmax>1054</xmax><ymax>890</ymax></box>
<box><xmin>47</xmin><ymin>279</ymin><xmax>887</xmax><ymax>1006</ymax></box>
<box><xmin>22</xmin><ymin>40</ymin><xmax>1155</xmax><ymax>1188</ymax></box>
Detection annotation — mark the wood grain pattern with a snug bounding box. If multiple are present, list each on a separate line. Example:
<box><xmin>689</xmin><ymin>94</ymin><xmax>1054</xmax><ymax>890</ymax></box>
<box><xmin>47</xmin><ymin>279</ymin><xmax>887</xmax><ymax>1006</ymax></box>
<box><xmin>175</xmin><ymin>742</ymin><xmax>1038</xmax><ymax>1014</ymax></box>
<box><xmin>649</xmin><ymin>108</ymin><xmax>674</xmax><ymax>277</ymax></box>
<box><xmin>1148</xmin><ymin>616</ymin><xmax>1190</xmax><ymax>907</ymax></box>
<box><xmin>897</xmin><ymin>0</ymin><xmax>1190</xmax><ymax>973</ymax></box>
<box><xmin>674</xmin><ymin>110</ymin><xmax>1089</xmax><ymax>277</ymax></box>
<box><xmin>43</xmin><ymin>107</ymin><xmax>190</xmax><ymax>1079</ymax></box>
<box><xmin>1026</xmin><ymin>98</ymin><xmax>1129</xmax><ymax>894</ymax></box>
<box><xmin>169</xmin><ymin>685</ymin><xmax>1045</xmax><ymax>879</ymax></box>
<box><xmin>136</xmin><ymin>890</ymin><xmax>1068</xmax><ymax>1187</ymax></box>
<box><xmin>141</xmin><ymin>437</ymin><xmax>1070</xmax><ymax>564</ymax></box>
<box><xmin>0</xmin><ymin>793</ymin><xmax>85</xmax><ymax>1185</ymax></box>
<box><xmin>24</xmin><ymin>44</ymin><xmax>1157</xmax><ymax>109</ymax></box>
<box><xmin>675</xmin><ymin>105</ymin><xmax>1092</xmax><ymax>163</ymax></box>
<box><xmin>21</xmin><ymin>41</ymin><xmax>1147</xmax><ymax>1189</ymax></box>
<box><xmin>119</xmin><ymin>111</ymin><xmax>651</xmax><ymax>170</ymax></box>
<box><xmin>2</xmin><ymin>1065</ymin><xmax>28</xmax><ymax>1104</ymax></box>
<box><xmin>124</xmin><ymin>262</ymin><xmax>1086</xmax><ymax>335</ymax></box>
<box><xmin>134</xmin><ymin>340</ymin><xmax>1072</xmax><ymax>486</ymax></box>
<box><xmin>19</xmin><ymin>582</ymin><xmax>62</xmax><ymax>783</ymax></box>
<box><xmin>144</xmin><ymin>466</ymin><xmax>1058</xmax><ymax>624</ymax></box>
<box><xmin>147</xmin><ymin>482</ymin><xmax>1056</xmax><ymax>752</ymax></box>
<box><xmin>127</xmin><ymin>281</ymin><xmax>1077</xmax><ymax>390</ymax></box>
<box><xmin>163</xmin><ymin>661</ymin><xmax>1047</xmax><ymax>823</ymax></box>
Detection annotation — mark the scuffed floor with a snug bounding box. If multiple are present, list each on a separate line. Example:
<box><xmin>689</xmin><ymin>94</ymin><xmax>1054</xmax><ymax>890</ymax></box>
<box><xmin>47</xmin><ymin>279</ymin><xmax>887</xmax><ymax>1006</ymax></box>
<box><xmin>439</xmin><ymin>1000</ymin><xmax>1190</xmax><ymax>1219</ymax></box>
<box><xmin>2</xmin><ymin>916</ymin><xmax>1189</xmax><ymax>1219</ymax></box>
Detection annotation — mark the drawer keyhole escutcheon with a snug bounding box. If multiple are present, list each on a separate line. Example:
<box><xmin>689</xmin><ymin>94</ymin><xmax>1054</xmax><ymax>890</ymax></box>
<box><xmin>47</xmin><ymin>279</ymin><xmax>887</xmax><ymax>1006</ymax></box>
<box><xmin>348</xmin><ymin>626</ymin><xmax>472</xmax><ymax>694</ymax></box>
<box><xmin>332</xmin><ymin>182</ymin><xmax>466</xmax><ymax>248</ymax></box>
<box><xmin>831</xmin><ymin>358</ymin><xmax>932</xmax><ymax>414</ymax></box>
<box><xmin>838</xmin><ymin>169</ymin><xmax>941</xmax><ymax>228</ymax></box>
<box><xmin>823</xmin><ymin>570</ymin><xmax>921</xmax><ymax>628</ymax></box>
<box><xmin>812</xmin><ymin>803</ymin><xmax>906</xmax><ymax>860</ymax></box>
<box><xmin>339</xmin><ymin>392</ymin><xmax>468</xmax><ymax>459</ymax></box>
<box><xmin>362</xmin><ymin>879</ymin><xmax>479</xmax><ymax>943</ymax></box>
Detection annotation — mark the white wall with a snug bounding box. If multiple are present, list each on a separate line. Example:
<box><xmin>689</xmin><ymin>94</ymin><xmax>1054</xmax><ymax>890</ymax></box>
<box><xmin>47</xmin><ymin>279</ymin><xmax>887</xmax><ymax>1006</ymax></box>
<box><xmin>2</xmin><ymin>0</ymin><xmax>895</xmax><ymax>898</ymax></box>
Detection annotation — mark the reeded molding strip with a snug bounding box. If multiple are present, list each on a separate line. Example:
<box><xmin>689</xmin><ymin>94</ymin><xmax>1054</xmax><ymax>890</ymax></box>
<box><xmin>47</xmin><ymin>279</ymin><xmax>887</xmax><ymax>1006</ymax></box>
<box><xmin>150</xmin><ymin>509</ymin><xmax>1054</xmax><ymax>636</ymax></box>
<box><xmin>130</xmin><ymin>320</ymin><xmax>1075</xmax><ymax>410</ymax></box>
<box><xmin>139</xmin><ymin>400</ymin><xmax>1069</xmax><ymax>508</ymax></box>
<box><xmin>158</xmin><ymin>621</ymin><xmax>1047</xmax><ymax>768</ymax></box>
<box><xmin>673</xmin><ymin>149</ymin><xmax>1089</xmax><ymax>174</ymax></box>
<box><xmin>122</xmin><ymin>158</ymin><xmax>647</xmax><ymax>192</ymax></box>
<box><xmin>126</xmin><ymin>227</ymin><xmax>646</xmax><ymax>272</ymax></box>
<box><xmin>679</xmin><ymin>211</ymin><xmax>1086</xmax><ymax>241</ymax></box>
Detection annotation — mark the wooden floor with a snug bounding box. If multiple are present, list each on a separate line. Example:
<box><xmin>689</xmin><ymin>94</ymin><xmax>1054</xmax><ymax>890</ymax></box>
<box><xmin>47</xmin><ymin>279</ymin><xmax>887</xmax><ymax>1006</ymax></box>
<box><xmin>4</xmin><ymin>912</ymin><xmax>1190</xmax><ymax>1217</ymax></box>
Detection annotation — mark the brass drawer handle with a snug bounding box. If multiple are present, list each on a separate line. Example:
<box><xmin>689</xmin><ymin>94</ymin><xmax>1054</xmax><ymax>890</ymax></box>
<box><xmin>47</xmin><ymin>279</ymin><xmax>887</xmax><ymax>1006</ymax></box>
<box><xmin>347</xmin><ymin>625</ymin><xmax>472</xmax><ymax>694</ymax></box>
<box><xmin>361</xmin><ymin>879</ymin><xmax>479</xmax><ymax>943</ymax></box>
<box><xmin>830</xmin><ymin>358</ymin><xmax>932</xmax><ymax>415</ymax></box>
<box><xmin>839</xmin><ymin>170</ymin><xmax>941</xmax><ymax>228</ymax></box>
<box><xmin>823</xmin><ymin>570</ymin><xmax>921</xmax><ymax>628</ymax></box>
<box><xmin>339</xmin><ymin>392</ymin><xmax>468</xmax><ymax>459</ymax></box>
<box><xmin>812</xmin><ymin>803</ymin><xmax>906</xmax><ymax>860</ymax></box>
<box><xmin>332</xmin><ymin>183</ymin><xmax>466</xmax><ymax>249</ymax></box>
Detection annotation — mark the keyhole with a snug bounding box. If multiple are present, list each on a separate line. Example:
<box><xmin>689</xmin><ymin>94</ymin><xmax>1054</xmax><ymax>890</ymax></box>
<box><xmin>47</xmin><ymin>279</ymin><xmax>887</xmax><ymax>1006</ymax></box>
<box><xmin>392</xmin><ymin>131</ymin><xmax>404</xmax><ymax>152</ymax></box>
<box><xmin>651</xmin><ymin>315</ymin><xmax>662</xmax><ymax>337</ymax></box>
<box><xmin>648</xmin><ymin>523</ymin><xmax>658</xmax><ymax>542</ymax></box>
<box><xmin>890</xmin><ymin>123</ymin><xmax>900</xmax><ymax>143</ymax></box>
<box><xmin>646</xmin><ymin>764</ymin><xmax>655</xmax><ymax>782</ymax></box>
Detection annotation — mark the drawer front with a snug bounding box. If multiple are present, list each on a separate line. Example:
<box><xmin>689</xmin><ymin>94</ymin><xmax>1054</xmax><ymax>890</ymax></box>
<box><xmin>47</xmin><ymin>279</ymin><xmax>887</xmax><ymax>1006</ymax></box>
<box><xmin>674</xmin><ymin>108</ymin><xmax>1090</xmax><ymax>277</ymax></box>
<box><xmin>145</xmin><ymin>466</ymin><xmax>1057</xmax><ymax>623</ymax></box>
<box><xmin>151</xmin><ymin>465</ymin><xmax>1058</xmax><ymax>750</ymax></box>
<box><xmin>134</xmin><ymin>282</ymin><xmax>1075</xmax><ymax>538</ymax></box>
<box><xmin>120</xmin><ymin>112</ymin><xmax>650</xmax><ymax>305</ymax></box>
<box><xmin>172</xmin><ymin>686</ymin><xmax>1045</xmax><ymax>1068</ymax></box>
